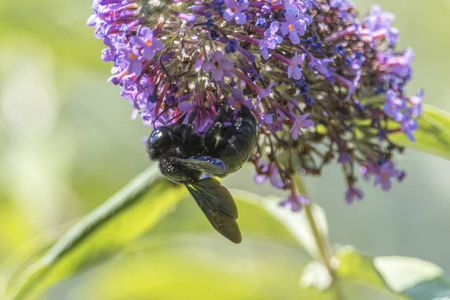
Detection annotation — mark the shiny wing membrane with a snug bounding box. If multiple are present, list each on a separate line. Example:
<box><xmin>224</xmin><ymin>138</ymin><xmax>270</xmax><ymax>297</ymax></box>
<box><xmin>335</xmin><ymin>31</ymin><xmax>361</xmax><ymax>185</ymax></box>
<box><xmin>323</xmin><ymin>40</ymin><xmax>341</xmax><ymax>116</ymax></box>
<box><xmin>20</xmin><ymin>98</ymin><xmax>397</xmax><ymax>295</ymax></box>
<box><xmin>185</xmin><ymin>177</ymin><xmax>241</xmax><ymax>243</ymax></box>
<box><xmin>176</xmin><ymin>156</ymin><xmax>226</xmax><ymax>176</ymax></box>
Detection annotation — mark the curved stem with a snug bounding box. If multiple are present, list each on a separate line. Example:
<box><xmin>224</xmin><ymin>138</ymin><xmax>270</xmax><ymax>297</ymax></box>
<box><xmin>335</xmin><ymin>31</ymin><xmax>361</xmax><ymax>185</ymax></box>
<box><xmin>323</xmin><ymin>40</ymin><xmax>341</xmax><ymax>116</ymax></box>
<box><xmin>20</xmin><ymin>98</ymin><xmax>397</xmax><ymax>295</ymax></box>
<box><xmin>292</xmin><ymin>173</ymin><xmax>347</xmax><ymax>300</ymax></box>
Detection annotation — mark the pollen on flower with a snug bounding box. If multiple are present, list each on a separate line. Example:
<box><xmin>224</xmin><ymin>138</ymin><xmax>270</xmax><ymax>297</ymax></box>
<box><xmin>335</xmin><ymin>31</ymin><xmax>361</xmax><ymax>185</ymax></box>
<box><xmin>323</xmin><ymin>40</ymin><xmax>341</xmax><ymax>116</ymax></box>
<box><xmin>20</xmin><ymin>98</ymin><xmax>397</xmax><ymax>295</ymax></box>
<box><xmin>88</xmin><ymin>0</ymin><xmax>423</xmax><ymax>207</ymax></box>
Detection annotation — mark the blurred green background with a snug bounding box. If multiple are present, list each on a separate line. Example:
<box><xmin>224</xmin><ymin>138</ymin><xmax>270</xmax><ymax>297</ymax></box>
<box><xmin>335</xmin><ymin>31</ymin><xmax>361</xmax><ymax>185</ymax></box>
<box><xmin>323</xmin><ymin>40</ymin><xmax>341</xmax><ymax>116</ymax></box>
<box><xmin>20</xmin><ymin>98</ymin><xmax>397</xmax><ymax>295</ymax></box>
<box><xmin>0</xmin><ymin>0</ymin><xmax>449</xmax><ymax>299</ymax></box>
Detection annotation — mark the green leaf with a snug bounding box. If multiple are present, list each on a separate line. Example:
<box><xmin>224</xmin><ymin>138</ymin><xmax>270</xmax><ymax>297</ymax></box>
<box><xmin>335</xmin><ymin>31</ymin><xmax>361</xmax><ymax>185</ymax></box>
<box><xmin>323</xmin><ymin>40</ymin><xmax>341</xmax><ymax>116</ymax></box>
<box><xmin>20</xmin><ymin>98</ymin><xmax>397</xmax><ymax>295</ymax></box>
<box><xmin>338</xmin><ymin>281</ymin><xmax>407</xmax><ymax>300</ymax></box>
<box><xmin>375</xmin><ymin>256</ymin><xmax>450</xmax><ymax>300</ymax></box>
<box><xmin>38</xmin><ymin>194</ymin><xmax>410</xmax><ymax>300</ymax></box>
<box><xmin>336</xmin><ymin>247</ymin><xmax>388</xmax><ymax>289</ymax></box>
<box><xmin>140</xmin><ymin>188</ymin><xmax>316</xmax><ymax>252</ymax></box>
<box><xmin>390</xmin><ymin>104</ymin><xmax>450</xmax><ymax>160</ymax></box>
<box><xmin>232</xmin><ymin>190</ymin><xmax>329</xmax><ymax>260</ymax></box>
<box><xmin>301</xmin><ymin>247</ymin><xmax>407</xmax><ymax>299</ymax></box>
<box><xmin>37</xmin><ymin>189</ymin><xmax>334</xmax><ymax>299</ymax></box>
<box><xmin>4</xmin><ymin>165</ymin><xmax>186</xmax><ymax>300</ymax></box>
<box><xmin>49</xmin><ymin>235</ymin><xmax>329</xmax><ymax>300</ymax></box>
<box><xmin>234</xmin><ymin>192</ymin><xmax>403</xmax><ymax>300</ymax></box>
<box><xmin>404</xmin><ymin>277</ymin><xmax>450</xmax><ymax>300</ymax></box>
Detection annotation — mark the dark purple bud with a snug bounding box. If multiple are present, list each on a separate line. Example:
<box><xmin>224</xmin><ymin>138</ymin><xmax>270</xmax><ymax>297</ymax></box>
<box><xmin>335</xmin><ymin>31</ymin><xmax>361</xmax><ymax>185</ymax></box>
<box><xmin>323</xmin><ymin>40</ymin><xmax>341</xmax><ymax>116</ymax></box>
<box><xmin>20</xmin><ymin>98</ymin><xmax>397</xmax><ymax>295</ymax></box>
<box><xmin>225</xmin><ymin>38</ymin><xmax>238</xmax><ymax>53</ymax></box>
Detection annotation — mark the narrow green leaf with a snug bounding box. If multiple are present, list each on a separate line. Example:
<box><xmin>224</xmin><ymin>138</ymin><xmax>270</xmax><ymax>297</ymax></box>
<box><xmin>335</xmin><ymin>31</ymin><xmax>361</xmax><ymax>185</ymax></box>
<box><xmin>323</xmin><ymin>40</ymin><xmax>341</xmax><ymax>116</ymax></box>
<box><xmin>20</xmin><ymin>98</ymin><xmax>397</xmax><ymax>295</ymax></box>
<box><xmin>5</xmin><ymin>165</ymin><xmax>186</xmax><ymax>300</ymax></box>
<box><xmin>390</xmin><ymin>104</ymin><xmax>450</xmax><ymax>160</ymax></box>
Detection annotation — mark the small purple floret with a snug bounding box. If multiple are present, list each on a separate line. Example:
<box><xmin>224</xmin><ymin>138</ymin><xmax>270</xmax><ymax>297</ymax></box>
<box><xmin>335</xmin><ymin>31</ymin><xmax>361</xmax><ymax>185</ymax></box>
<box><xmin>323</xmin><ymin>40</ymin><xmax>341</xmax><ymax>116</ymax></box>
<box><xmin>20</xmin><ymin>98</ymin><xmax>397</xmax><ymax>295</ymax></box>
<box><xmin>280</xmin><ymin>194</ymin><xmax>311</xmax><ymax>212</ymax></box>
<box><xmin>202</xmin><ymin>51</ymin><xmax>234</xmax><ymax>82</ymax></box>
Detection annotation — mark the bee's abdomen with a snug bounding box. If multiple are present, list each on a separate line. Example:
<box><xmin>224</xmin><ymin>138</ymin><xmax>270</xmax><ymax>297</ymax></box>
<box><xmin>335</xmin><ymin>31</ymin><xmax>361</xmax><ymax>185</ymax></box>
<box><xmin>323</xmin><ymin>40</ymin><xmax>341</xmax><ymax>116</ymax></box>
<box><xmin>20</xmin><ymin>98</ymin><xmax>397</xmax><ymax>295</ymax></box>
<box><xmin>212</xmin><ymin>107</ymin><xmax>257</xmax><ymax>176</ymax></box>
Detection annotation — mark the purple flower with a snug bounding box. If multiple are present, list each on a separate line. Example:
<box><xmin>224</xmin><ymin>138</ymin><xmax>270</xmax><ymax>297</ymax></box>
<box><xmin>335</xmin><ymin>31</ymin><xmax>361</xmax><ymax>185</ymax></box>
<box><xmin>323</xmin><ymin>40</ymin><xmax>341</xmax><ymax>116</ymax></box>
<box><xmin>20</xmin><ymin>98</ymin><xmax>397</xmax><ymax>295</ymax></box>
<box><xmin>234</xmin><ymin>70</ymin><xmax>275</xmax><ymax>97</ymax></box>
<box><xmin>345</xmin><ymin>185</ymin><xmax>364</xmax><ymax>204</ymax></box>
<box><xmin>374</xmin><ymin>162</ymin><xmax>402</xmax><ymax>191</ymax></box>
<box><xmin>349</xmin><ymin>51</ymin><xmax>365</xmax><ymax>72</ymax></box>
<box><xmin>330</xmin><ymin>0</ymin><xmax>353</xmax><ymax>11</ymax></box>
<box><xmin>280</xmin><ymin>193</ymin><xmax>311</xmax><ymax>212</ymax></box>
<box><xmin>364</xmin><ymin>5</ymin><xmax>398</xmax><ymax>45</ymax></box>
<box><xmin>264</xmin><ymin>113</ymin><xmax>283</xmax><ymax>133</ymax></box>
<box><xmin>118</xmin><ymin>47</ymin><xmax>143</xmax><ymax>75</ymax></box>
<box><xmin>332</xmin><ymin>70</ymin><xmax>360</xmax><ymax>100</ymax></box>
<box><xmin>288</xmin><ymin>52</ymin><xmax>306</xmax><ymax>80</ymax></box>
<box><xmin>364</xmin><ymin>5</ymin><xmax>395</xmax><ymax>32</ymax></box>
<box><xmin>172</xmin><ymin>11</ymin><xmax>197</xmax><ymax>22</ymax></box>
<box><xmin>135</xmin><ymin>75</ymin><xmax>155</xmax><ymax>105</ymax></box>
<box><xmin>255</xmin><ymin>13</ymin><xmax>268</xmax><ymax>27</ymax></box>
<box><xmin>202</xmin><ymin>51</ymin><xmax>234</xmax><ymax>82</ymax></box>
<box><xmin>132</xmin><ymin>27</ymin><xmax>165</xmax><ymax>60</ymax></box>
<box><xmin>401</xmin><ymin>112</ymin><xmax>418</xmax><ymax>142</ymax></box>
<box><xmin>378</xmin><ymin>48</ymin><xmax>414</xmax><ymax>87</ymax></box>
<box><xmin>194</xmin><ymin>52</ymin><xmax>205</xmax><ymax>69</ymax></box>
<box><xmin>409</xmin><ymin>89</ymin><xmax>424</xmax><ymax>118</ymax></box>
<box><xmin>308</xmin><ymin>57</ymin><xmax>334</xmax><ymax>77</ymax></box>
<box><xmin>101</xmin><ymin>36</ymin><xmax>118</xmax><ymax>62</ymax></box>
<box><xmin>88</xmin><ymin>0</ymin><xmax>423</xmax><ymax>206</ymax></box>
<box><xmin>290</xmin><ymin>114</ymin><xmax>314</xmax><ymax>140</ymax></box>
<box><xmin>360</xmin><ymin>162</ymin><xmax>376</xmax><ymax>181</ymax></box>
<box><xmin>225</xmin><ymin>38</ymin><xmax>239</xmax><ymax>54</ymax></box>
<box><xmin>259</xmin><ymin>22</ymin><xmax>283</xmax><ymax>59</ymax></box>
<box><xmin>228</xmin><ymin>89</ymin><xmax>254</xmax><ymax>109</ymax></box>
<box><xmin>254</xmin><ymin>159</ymin><xmax>270</xmax><ymax>184</ymax></box>
<box><xmin>254</xmin><ymin>160</ymin><xmax>285</xmax><ymax>189</ymax></box>
<box><xmin>280</xmin><ymin>6</ymin><xmax>307</xmax><ymax>44</ymax></box>
<box><xmin>384</xmin><ymin>89</ymin><xmax>406</xmax><ymax>121</ymax></box>
<box><xmin>223</xmin><ymin>0</ymin><xmax>249</xmax><ymax>25</ymax></box>
<box><xmin>393</xmin><ymin>47</ymin><xmax>415</xmax><ymax>72</ymax></box>
<box><xmin>255</xmin><ymin>81</ymin><xmax>275</xmax><ymax>97</ymax></box>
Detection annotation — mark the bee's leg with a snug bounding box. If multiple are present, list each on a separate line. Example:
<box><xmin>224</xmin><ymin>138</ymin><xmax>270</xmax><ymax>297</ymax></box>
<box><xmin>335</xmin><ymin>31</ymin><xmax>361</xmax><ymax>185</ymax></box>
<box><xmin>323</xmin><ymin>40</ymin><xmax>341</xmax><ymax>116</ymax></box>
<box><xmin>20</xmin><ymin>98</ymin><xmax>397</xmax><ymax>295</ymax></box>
<box><xmin>180</xmin><ymin>107</ymin><xmax>198</xmax><ymax>143</ymax></box>
<box><xmin>188</xmin><ymin>107</ymin><xmax>198</xmax><ymax>124</ymax></box>
<box><xmin>178</xmin><ymin>108</ymin><xmax>204</xmax><ymax>155</ymax></box>
<box><xmin>205</xmin><ymin>104</ymin><xmax>229</xmax><ymax>150</ymax></box>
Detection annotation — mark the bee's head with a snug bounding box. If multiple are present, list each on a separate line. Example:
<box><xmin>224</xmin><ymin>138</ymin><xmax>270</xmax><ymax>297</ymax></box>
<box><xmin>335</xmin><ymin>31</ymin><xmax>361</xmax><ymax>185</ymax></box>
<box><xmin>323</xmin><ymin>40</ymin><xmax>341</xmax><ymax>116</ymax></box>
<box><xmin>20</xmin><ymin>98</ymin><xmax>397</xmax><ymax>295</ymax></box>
<box><xmin>146</xmin><ymin>127</ymin><xmax>172</xmax><ymax>159</ymax></box>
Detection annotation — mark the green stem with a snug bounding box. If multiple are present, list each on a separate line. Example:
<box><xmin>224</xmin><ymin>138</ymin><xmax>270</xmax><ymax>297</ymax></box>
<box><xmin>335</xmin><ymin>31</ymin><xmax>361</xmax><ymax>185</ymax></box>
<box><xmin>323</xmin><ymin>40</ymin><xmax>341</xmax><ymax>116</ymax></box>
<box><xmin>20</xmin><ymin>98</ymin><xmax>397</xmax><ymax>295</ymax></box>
<box><xmin>292</xmin><ymin>173</ymin><xmax>346</xmax><ymax>300</ymax></box>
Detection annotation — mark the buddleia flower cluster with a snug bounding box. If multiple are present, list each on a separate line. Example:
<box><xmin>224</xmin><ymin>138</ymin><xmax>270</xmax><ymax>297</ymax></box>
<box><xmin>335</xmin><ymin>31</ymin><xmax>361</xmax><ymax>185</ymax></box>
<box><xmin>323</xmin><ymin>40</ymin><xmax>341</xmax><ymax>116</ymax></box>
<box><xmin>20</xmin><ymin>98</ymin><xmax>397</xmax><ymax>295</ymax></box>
<box><xmin>88</xmin><ymin>0</ymin><xmax>423</xmax><ymax>210</ymax></box>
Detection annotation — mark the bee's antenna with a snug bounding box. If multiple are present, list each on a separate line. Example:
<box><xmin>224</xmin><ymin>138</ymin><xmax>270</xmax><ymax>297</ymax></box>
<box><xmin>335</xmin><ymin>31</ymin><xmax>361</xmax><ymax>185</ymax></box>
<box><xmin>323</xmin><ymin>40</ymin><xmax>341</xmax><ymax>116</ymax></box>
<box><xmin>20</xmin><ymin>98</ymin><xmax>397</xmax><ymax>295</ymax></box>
<box><xmin>166</xmin><ymin>112</ymin><xmax>184</xmax><ymax>124</ymax></box>
<box><xmin>154</xmin><ymin>104</ymin><xmax>175</xmax><ymax>124</ymax></box>
<box><xmin>160</xmin><ymin>54</ymin><xmax>192</xmax><ymax>80</ymax></box>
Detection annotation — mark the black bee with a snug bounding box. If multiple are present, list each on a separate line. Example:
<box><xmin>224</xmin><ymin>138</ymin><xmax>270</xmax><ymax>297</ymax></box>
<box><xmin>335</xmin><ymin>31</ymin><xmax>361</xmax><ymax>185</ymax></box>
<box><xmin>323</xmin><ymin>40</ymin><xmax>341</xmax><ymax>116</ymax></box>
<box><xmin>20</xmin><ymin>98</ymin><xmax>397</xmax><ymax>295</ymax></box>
<box><xmin>146</xmin><ymin>104</ymin><xmax>257</xmax><ymax>243</ymax></box>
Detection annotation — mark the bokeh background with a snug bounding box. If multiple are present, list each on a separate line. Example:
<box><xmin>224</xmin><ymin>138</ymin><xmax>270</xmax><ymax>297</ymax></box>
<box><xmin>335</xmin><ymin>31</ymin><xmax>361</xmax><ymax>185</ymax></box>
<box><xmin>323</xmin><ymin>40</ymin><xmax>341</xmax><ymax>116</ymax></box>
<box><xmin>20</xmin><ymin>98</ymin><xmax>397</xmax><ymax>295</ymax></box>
<box><xmin>0</xmin><ymin>0</ymin><xmax>449</xmax><ymax>298</ymax></box>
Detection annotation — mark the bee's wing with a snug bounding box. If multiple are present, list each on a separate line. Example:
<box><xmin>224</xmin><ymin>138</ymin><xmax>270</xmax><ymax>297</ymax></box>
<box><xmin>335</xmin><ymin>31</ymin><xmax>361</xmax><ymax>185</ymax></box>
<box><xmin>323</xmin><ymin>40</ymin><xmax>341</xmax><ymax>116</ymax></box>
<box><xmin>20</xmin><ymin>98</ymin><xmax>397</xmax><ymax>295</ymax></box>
<box><xmin>185</xmin><ymin>178</ymin><xmax>242</xmax><ymax>243</ymax></box>
<box><xmin>176</xmin><ymin>156</ymin><xmax>226</xmax><ymax>176</ymax></box>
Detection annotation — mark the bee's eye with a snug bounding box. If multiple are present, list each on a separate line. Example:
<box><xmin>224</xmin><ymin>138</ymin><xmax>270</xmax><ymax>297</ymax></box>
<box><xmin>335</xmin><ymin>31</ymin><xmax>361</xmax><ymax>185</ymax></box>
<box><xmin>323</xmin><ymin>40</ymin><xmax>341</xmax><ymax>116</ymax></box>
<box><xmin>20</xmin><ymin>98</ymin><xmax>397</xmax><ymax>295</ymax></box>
<box><xmin>149</xmin><ymin>129</ymin><xmax>164</xmax><ymax>144</ymax></box>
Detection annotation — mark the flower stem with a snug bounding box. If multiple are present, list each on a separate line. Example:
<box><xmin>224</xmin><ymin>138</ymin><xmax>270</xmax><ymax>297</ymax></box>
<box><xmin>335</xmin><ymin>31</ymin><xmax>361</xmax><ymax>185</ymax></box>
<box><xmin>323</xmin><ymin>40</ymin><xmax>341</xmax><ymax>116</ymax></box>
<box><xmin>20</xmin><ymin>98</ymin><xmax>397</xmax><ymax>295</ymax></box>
<box><xmin>292</xmin><ymin>173</ymin><xmax>346</xmax><ymax>300</ymax></box>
